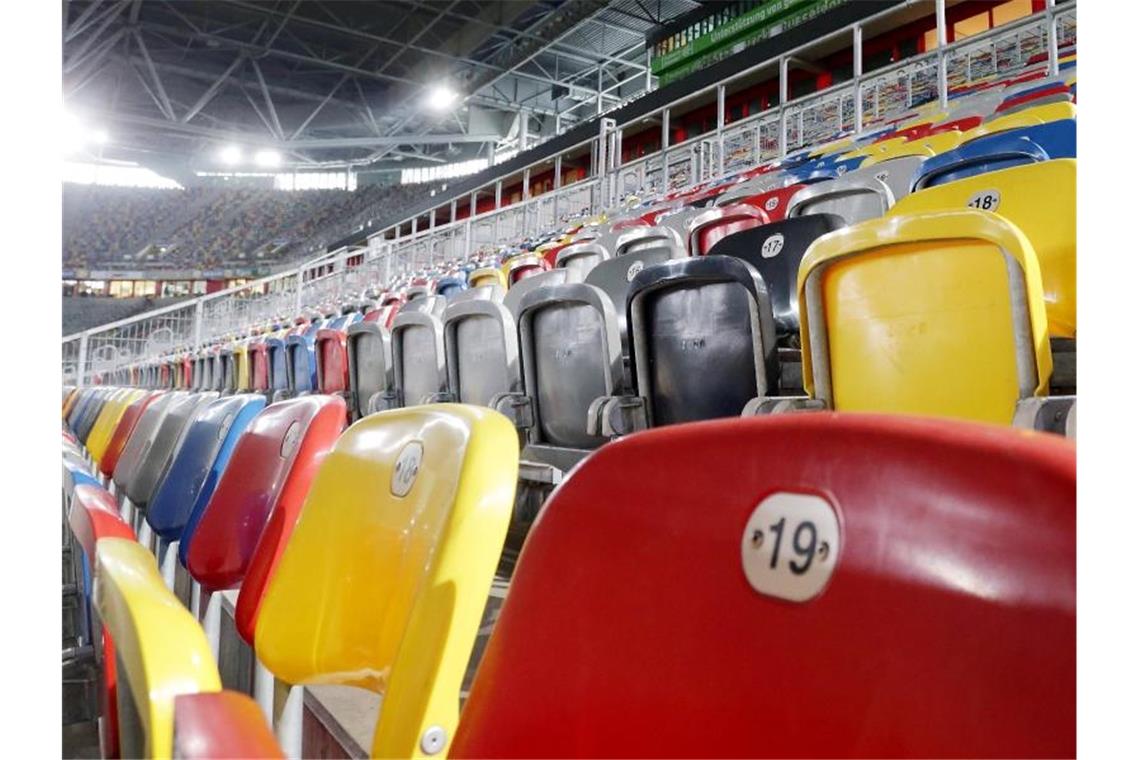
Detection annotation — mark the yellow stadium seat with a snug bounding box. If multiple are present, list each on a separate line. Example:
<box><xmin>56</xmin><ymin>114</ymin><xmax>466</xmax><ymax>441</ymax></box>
<box><xmin>233</xmin><ymin>343</ymin><xmax>251</xmax><ymax>391</ymax></box>
<box><xmin>839</xmin><ymin>136</ymin><xmax>907</xmax><ymax>162</ymax></box>
<box><xmin>468</xmin><ymin>266</ymin><xmax>507</xmax><ymax>288</ymax></box>
<box><xmin>87</xmin><ymin>389</ymin><xmax>145</xmax><ymax>466</ymax></box>
<box><xmin>254</xmin><ymin>404</ymin><xmax>519</xmax><ymax>758</ymax></box>
<box><xmin>890</xmin><ymin>158</ymin><xmax>1075</xmax><ymax>337</ymax></box>
<box><xmin>972</xmin><ymin>101</ymin><xmax>1077</xmax><ymax>138</ymax></box>
<box><xmin>95</xmin><ymin>538</ymin><xmax>221</xmax><ymax>759</ymax></box>
<box><xmin>798</xmin><ymin>210</ymin><xmax>1052</xmax><ymax>425</ymax></box>
<box><xmin>809</xmin><ymin>136</ymin><xmax>855</xmax><ymax>158</ymax></box>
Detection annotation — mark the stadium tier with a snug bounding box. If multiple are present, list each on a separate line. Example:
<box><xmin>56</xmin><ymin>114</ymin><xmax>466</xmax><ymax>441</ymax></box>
<box><xmin>61</xmin><ymin>3</ymin><xmax>1077</xmax><ymax>758</ymax></box>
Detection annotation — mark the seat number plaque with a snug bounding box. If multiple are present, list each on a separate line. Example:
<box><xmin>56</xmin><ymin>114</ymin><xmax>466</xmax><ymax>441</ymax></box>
<box><xmin>741</xmin><ymin>492</ymin><xmax>840</xmax><ymax>602</ymax></box>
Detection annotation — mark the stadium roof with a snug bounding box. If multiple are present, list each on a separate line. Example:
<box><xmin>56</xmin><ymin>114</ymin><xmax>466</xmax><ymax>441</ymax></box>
<box><xmin>63</xmin><ymin>0</ymin><xmax>703</xmax><ymax>175</ymax></box>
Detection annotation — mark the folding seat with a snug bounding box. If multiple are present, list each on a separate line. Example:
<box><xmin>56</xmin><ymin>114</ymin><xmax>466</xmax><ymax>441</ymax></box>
<box><xmin>95</xmin><ymin>538</ymin><xmax>221</xmax><ymax>758</ymax></box>
<box><xmin>233</xmin><ymin>343</ymin><xmax>251</xmax><ymax>392</ymax></box>
<box><xmin>653</xmin><ymin>205</ymin><xmax>707</xmax><ymax>247</ymax></box>
<box><xmin>182</xmin><ymin>396</ymin><xmax>346</xmax><ymax>602</ymax></box>
<box><xmin>914</xmin><ymin>119</ymin><xmax>1076</xmax><ymax>190</ymax></box>
<box><xmin>172</xmin><ymin>692</ymin><xmax>282</xmax><ymax>759</ymax></box>
<box><xmin>99</xmin><ymin>391</ymin><xmax>163</xmax><ymax>481</ymax></box>
<box><xmin>786</xmin><ymin>171</ymin><xmax>895</xmax><ymax>225</ymax></box>
<box><xmin>505</xmin><ymin>253</ymin><xmax>550</xmax><ymax>284</ymax></box>
<box><xmin>705</xmin><ymin>213</ymin><xmax>845</xmax><ymax>338</ymax></box>
<box><xmin>386</xmin><ymin>295</ymin><xmax>449</xmax><ymax>408</ymax></box>
<box><xmin>730</xmin><ymin>182</ymin><xmax>806</xmax><ymax>222</ymax></box>
<box><xmin>265</xmin><ymin>336</ymin><xmax>291</xmax><ymax>400</ymax></box>
<box><xmin>73</xmin><ymin>387</ymin><xmax>113</xmax><ymax>445</ymax></box>
<box><xmin>491</xmin><ymin>283</ymin><xmax>624</xmax><ymax>475</ymax></box>
<box><xmin>590</xmin><ymin>256</ymin><xmax>781</xmax><ymax>436</ymax></box>
<box><xmin>346</xmin><ymin>319</ymin><xmax>394</xmax><ymax>420</ymax></box>
<box><xmin>761</xmin><ymin>210</ymin><xmax>1067</xmax><ymax>429</ymax></box>
<box><xmin>441</xmin><ymin>287</ymin><xmax>520</xmax><ymax>407</ymax></box>
<box><xmin>85</xmin><ymin>389</ymin><xmax>143</xmax><ymax>468</ymax></box>
<box><xmin>449</xmin><ymin>413</ymin><xmax>1075</xmax><ymax>759</ymax></box>
<box><xmin>179</xmin><ymin>354</ymin><xmax>193</xmax><ymax>390</ymax></box>
<box><xmin>686</xmin><ymin>203</ymin><xmax>770</xmax><ymax>255</ymax></box>
<box><xmin>218</xmin><ymin>346</ymin><xmax>238</xmax><ymax>395</ymax></box>
<box><xmin>892</xmin><ymin>159</ymin><xmax>1075</xmax><ymax>339</ymax></box>
<box><xmin>249</xmin><ymin>339</ymin><xmax>270</xmax><ymax>395</ymax></box>
<box><xmin>555</xmin><ymin>241</ymin><xmax>611</xmax><ymax>280</ymax></box>
<box><xmin>835</xmin><ymin>155</ymin><xmax>924</xmax><ymax>206</ymax></box>
<box><xmin>208</xmin><ymin>347</ymin><xmax>226</xmax><ymax>392</ymax></box>
<box><xmin>406</xmin><ymin>276</ymin><xmax>439</xmax><ymax>300</ymax></box>
<box><xmin>145</xmin><ymin>394</ymin><xmax>267</xmax><ymax>550</ymax></box>
<box><xmin>468</xmin><ymin>266</ymin><xmax>508</xmax><ymax>289</ymax></box>
<box><xmin>67</xmin><ymin>485</ymin><xmax>138</xmax><ymax>760</ymax></box>
<box><xmin>111</xmin><ymin>390</ymin><xmax>188</xmax><ymax>498</ymax></box>
<box><xmin>285</xmin><ymin>333</ymin><xmax>318</xmax><ymax>395</ymax></box>
<box><xmin>436</xmin><ymin>272</ymin><xmax>468</xmax><ymax>298</ymax></box>
<box><xmin>978</xmin><ymin>101</ymin><xmax>1077</xmax><ymax>135</ymax></box>
<box><xmin>315</xmin><ymin>326</ymin><xmax>351</xmax><ymax>407</ymax></box>
<box><xmin>253</xmin><ymin>404</ymin><xmax>518</xmax><ymax>758</ymax></box>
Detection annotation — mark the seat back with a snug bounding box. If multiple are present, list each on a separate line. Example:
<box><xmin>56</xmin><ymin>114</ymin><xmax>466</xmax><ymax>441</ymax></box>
<box><xmin>254</xmin><ymin>405</ymin><xmax>518</xmax><ymax>758</ymax></box>
<box><xmin>100</xmin><ymin>391</ymin><xmax>162</xmax><ymax>478</ymax></box>
<box><xmin>391</xmin><ymin>297</ymin><xmax>447</xmax><ymax>407</ymax></box>
<box><xmin>315</xmin><ymin>328</ymin><xmax>350</xmax><ymax>394</ymax></box>
<box><xmin>266</xmin><ymin>339</ymin><xmax>290</xmax><ymax>394</ymax></box>
<box><xmin>95</xmin><ymin>538</ymin><xmax>221</xmax><ymax>758</ymax></box>
<box><xmin>627</xmin><ymin>256</ymin><xmax>779</xmax><ymax>425</ymax></box>
<box><xmin>914</xmin><ymin>119</ymin><xmax>1076</xmax><ymax>189</ymax></box>
<box><xmin>517</xmin><ymin>284</ymin><xmax>623</xmax><ymax>449</ymax></box>
<box><xmin>705</xmin><ymin>213</ymin><xmax>845</xmax><ymax>337</ymax></box>
<box><xmin>145</xmin><ymin>394</ymin><xmax>267</xmax><ymax>542</ymax></box>
<box><xmin>787</xmin><ymin>174</ymin><xmax>894</xmax><ymax>225</ymax></box>
<box><xmin>736</xmin><ymin>182</ymin><xmax>807</xmax><ymax>222</ymax></box>
<box><xmin>799</xmin><ymin>210</ymin><xmax>1052</xmax><ymax>424</ymax></box>
<box><xmin>687</xmin><ymin>203</ymin><xmax>770</xmax><ymax>255</ymax></box>
<box><xmin>183</xmin><ymin>396</ymin><xmax>346</xmax><ymax>591</ymax></box>
<box><xmin>612</xmin><ymin>225</ymin><xmax>685</xmax><ymax>258</ymax></box>
<box><xmin>502</xmin><ymin>269</ymin><xmax>573</xmax><ymax>319</ymax></box>
<box><xmin>126</xmin><ymin>392</ymin><xmax>219</xmax><ymax>509</ymax></box>
<box><xmin>843</xmin><ymin>155</ymin><xmax>924</xmax><ymax>203</ymax></box>
<box><xmin>443</xmin><ymin>297</ymin><xmax>520</xmax><ymax>406</ymax></box>
<box><xmin>172</xmin><ymin>692</ymin><xmax>282</xmax><ymax>760</ymax></box>
<box><xmin>346</xmin><ymin>322</ymin><xmax>393</xmax><ymax>420</ymax></box>
<box><xmin>87</xmin><ymin>389</ymin><xmax>141</xmax><ymax>466</ymax></box>
<box><xmin>891</xmin><ymin>158</ymin><xmax>1075</xmax><ymax>337</ymax></box>
<box><xmin>584</xmin><ymin>242</ymin><xmax>688</xmax><ymax>350</ymax></box>
<box><xmin>112</xmin><ymin>391</ymin><xmax>186</xmax><ymax>494</ymax></box>
<box><xmin>450</xmin><ymin>413</ymin><xmax>1075</xmax><ymax>759</ymax></box>
<box><xmin>285</xmin><ymin>335</ymin><xmax>317</xmax><ymax>394</ymax></box>
<box><xmin>68</xmin><ymin>486</ymin><xmax>138</xmax><ymax>760</ymax></box>
<box><xmin>233</xmin><ymin>345</ymin><xmax>251</xmax><ymax>392</ymax></box>
<box><xmin>555</xmin><ymin>242</ymin><xmax>610</xmax><ymax>280</ymax></box>
<box><xmin>249</xmin><ymin>342</ymin><xmax>269</xmax><ymax>392</ymax></box>
<box><xmin>220</xmin><ymin>349</ymin><xmax>237</xmax><ymax>394</ymax></box>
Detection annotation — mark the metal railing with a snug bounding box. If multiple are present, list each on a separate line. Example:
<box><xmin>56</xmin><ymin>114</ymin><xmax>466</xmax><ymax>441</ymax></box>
<box><xmin>62</xmin><ymin>1</ymin><xmax>1075</xmax><ymax>386</ymax></box>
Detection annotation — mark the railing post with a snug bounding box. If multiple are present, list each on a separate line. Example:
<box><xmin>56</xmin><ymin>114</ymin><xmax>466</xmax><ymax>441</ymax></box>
<box><xmin>936</xmin><ymin>0</ymin><xmax>948</xmax><ymax>109</ymax></box>
<box><xmin>1046</xmin><ymin>0</ymin><xmax>1059</xmax><ymax>76</ymax></box>
<box><xmin>716</xmin><ymin>84</ymin><xmax>726</xmax><ymax>177</ymax></box>
<box><xmin>853</xmin><ymin>24</ymin><xmax>863</xmax><ymax>135</ymax></box>
<box><xmin>660</xmin><ymin>108</ymin><xmax>670</xmax><ymax>190</ymax></box>
<box><xmin>192</xmin><ymin>300</ymin><xmax>203</xmax><ymax>350</ymax></box>
<box><xmin>76</xmin><ymin>332</ymin><xmax>89</xmax><ymax>388</ymax></box>
<box><xmin>778</xmin><ymin>56</ymin><xmax>789</xmax><ymax>158</ymax></box>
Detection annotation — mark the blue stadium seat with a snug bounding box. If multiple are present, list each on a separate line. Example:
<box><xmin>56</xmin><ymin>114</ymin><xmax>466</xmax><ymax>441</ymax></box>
<box><xmin>914</xmin><ymin>119</ymin><xmax>1076</xmax><ymax>189</ymax></box>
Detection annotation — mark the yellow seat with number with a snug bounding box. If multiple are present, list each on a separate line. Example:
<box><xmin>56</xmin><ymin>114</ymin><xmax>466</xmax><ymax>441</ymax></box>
<box><xmin>798</xmin><ymin>210</ymin><xmax>1052</xmax><ymax>425</ymax></box>
<box><xmin>255</xmin><ymin>404</ymin><xmax>519</xmax><ymax>758</ymax></box>
<box><xmin>889</xmin><ymin>158</ymin><xmax>1075</xmax><ymax>337</ymax></box>
<box><xmin>95</xmin><ymin>538</ymin><xmax>221</xmax><ymax>759</ymax></box>
<box><xmin>233</xmin><ymin>343</ymin><xmax>251</xmax><ymax>391</ymax></box>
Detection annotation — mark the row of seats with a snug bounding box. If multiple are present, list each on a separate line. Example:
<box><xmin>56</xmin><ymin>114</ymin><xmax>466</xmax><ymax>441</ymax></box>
<box><xmin>62</xmin><ymin>383</ymin><xmax>1075</xmax><ymax>758</ymax></box>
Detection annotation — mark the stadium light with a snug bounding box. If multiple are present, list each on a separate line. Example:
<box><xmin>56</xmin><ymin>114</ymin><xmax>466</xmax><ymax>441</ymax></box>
<box><xmin>255</xmin><ymin>149</ymin><xmax>282</xmax><ymax>168</ymax></box>
<box><xmin>218</xmin><ymin>145</ymin><xmax>242</xmax><ymax>165</ymax></box>
<box><xmin>426</xmin><ymin>84</ymin><xmax>458</xmax><ymax>111</ymax></box>
<box><xmin>63</xmin><ymin>112</ymin><xmax>109</xmax><ymax>155</ymax></box>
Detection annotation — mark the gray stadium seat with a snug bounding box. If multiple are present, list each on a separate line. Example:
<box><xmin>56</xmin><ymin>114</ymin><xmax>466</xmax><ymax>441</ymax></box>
<box><xmin>345</xmin><ymin>321</ymin><xmax>393</xmax><ymax>421</ymax></box>
<box><xmin>387</xmin><ymin>295</ymin><xmax>448</xmax><ymax>408</ymax></box>
<box><xmin>442</xmin><ymin>288</ymin><xmax>520</xmax><ymax>407</ymax></box>
<box><xmin>786</xmin><ymin>172</ymin><xmax>895</xmax><ymax>225</ymax></box>
<box><xmin>492</xmin><ymin>282</ymin><xmax>624</xmax><ymax>476</ymax></box>
<box><xmin>112</xmin><ymin>391</ymin><xmax>186</xmax><ymax>498</ymax></box>
<box><xmin>590</xmin><ymin>256</ymin><xmax>780</xmax><ymax>436</ymax></box>
<box><xmin>125</xmin><ymin>391</ymin><xmax>218</xmax><ymax>512</ymax></box>
<box><xmin>555</xmin><ymin>241</ymin><xmax>610</xmax><ymax>281</ymax></box>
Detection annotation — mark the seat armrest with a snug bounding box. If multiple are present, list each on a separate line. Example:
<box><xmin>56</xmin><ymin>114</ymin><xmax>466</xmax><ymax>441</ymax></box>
<box><xmin>588</xmin><ymin>395</ymin><xmax>648</xmax><ymax>437</ymax></box>
<box><xmin>491</xmin><ymin>392</ymin><xmax>535</xmax><ymax>431</ymax></box>
<box><xmin>368</xmin><ymin>389</ymin><xmax>402</xmax><ymax>413</ymax></box>
<box><xmin>1013</xmin><ymin>396</ymin><xmax>1076</xmax><ymax>437</ymax></box>
<box><xmin>742</xmin><ymin>396</ymin><xmax>827</xmax><ymax>415</ymax></box>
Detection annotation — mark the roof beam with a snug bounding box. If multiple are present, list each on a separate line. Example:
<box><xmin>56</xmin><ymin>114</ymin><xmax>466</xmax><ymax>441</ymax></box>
<box><xmin>180</xmin><ymin>54</ymin><xmax>245</xmax><ymax>124</ymax></box>
<box><xmin>131</xmin><ymin>29</ymin><xmax>175</xmax><ymax>121</ymax></box>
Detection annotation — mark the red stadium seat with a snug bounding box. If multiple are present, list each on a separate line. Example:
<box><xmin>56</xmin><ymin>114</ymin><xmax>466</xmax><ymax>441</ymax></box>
<box><xmin>172</xmin><ymin>691</ymin><xmax>282</xmax><ymax>759</ymax></box>
<box><xmin>452</xmin><ymin>414</ymin><xmax>1075</xmax><ymax>758</ymax></box>
<box><xmin>68</xmin><ymin>484</ymin><xmax>138</xmax><ymax>760</ymax></box>
<box><xmin>182</xmin><ymin>396</ymin><xmax>345</xmax><ymax>597</ymax></box>
<box><xmin>686</xmin><ymin>202</ymin><xmax>770</xmax><ymax>255</ymax></box>
<box><xmin>98</xmin><ymin>391</ymin><xmax>162</xmax><ymax>479</ymax></box>
<box><xmin>738</xmin><ymin>182</ymin><xmax>805</xmax><ymax>222</ymax></box>
<box><xmin>315</xmin><ymin>327</ymin><xmax>350</xmax><ymax>395</ymax></box>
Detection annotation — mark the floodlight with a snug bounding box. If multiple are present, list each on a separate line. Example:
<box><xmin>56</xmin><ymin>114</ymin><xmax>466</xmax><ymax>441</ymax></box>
<box><xmin>218</xmin><ymin>145</ymin><xmax>242</xmax><ymax>165</ymax></box>
<box><xmin>426</xmin><ymin>84</ymin><xmax>458</xmax><ymax>111</ymax></box>
<box><xmin>255</xmin><ymin>149</ymin><xmax>282</xmax><ymax>168</ymax></box>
